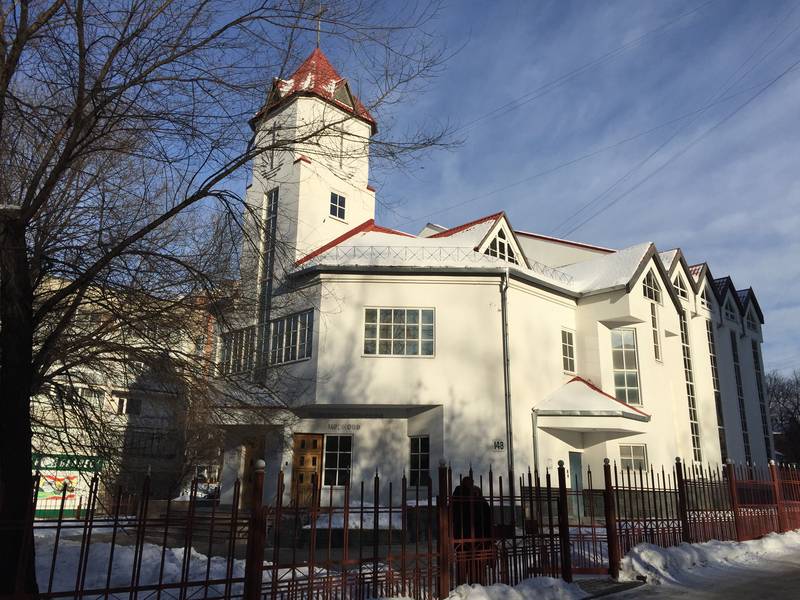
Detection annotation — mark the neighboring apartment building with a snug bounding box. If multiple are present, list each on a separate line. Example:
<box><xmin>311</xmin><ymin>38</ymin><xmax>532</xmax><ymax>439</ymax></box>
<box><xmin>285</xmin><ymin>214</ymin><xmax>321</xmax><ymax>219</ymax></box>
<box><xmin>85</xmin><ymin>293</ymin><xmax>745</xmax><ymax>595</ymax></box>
<box><xmin>215</xmin><ymin>48</ymin><xmax>774</xmax><ymax>506</ymax></box>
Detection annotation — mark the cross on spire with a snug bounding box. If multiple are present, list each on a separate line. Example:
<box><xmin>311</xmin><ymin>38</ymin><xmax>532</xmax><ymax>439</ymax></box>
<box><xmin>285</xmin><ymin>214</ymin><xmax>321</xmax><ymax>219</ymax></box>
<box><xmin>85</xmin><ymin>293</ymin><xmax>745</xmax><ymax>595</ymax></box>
<box><xmin>314</xmin><ymin>3</ymin><xmax>327</xmax><ymax>48</ymax></box>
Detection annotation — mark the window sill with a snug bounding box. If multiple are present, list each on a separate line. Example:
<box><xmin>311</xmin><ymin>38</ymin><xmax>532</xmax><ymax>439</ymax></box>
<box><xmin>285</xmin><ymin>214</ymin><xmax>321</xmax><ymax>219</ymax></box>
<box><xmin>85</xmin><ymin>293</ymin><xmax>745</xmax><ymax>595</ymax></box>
<box><xmin>270</xmin><ymin>356</ymin><xmax>313</xmax><ymax>367</ymax></box>
<box><xmin>329</xmin><ymin>215</ymin><xmax>348</xmax><ymax>224</ymax></box>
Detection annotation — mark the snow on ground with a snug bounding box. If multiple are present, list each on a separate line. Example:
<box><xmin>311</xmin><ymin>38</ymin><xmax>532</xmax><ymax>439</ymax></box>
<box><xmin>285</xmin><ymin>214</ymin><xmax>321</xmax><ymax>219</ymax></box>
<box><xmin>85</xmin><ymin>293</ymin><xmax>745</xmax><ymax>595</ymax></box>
<box><xmin>443</xmin><ymin>578</ymin><xmax>587</xmax><ymax>600</ymax></box>
<box><xmin>620</xmin><ymin>530</ymin><xmax>800</xmax><ymax>587</ymax></box>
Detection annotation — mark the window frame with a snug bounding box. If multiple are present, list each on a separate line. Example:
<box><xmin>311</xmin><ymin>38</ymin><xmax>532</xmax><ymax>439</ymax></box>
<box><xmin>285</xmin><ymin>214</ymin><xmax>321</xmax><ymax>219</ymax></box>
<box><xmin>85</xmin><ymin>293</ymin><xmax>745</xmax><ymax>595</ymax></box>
<box><xmin>611</xmin><ymin>328</ymin><xmax>641</xmax><ymax>405</ymax></box>
<box><xmin>409</xmin><ymin>435</ymin><xmax>431</xmax><ymax>488</ymax></box>
<box><xmin>619</xmin><ymin>443</ymin><xmax>648</xmax><ymax>472</ymax></box>
<box><xmin>699</xmin><ymin>286</ymin><xmax>712</xmax><ymax>310</ymax></box>
<box><xmin>329</xmin><ymin>191</ymin><xmax>346</xmax><ymax>221</ymax></box>
<box><xmin>746</xmin><ymin>310</ymin><xmax>758</xmax><ymax>332</ymax></box>
<box><xmin>642</xmin><ymin>270</ymin><xmax>662</xmax><ymax>304</ymax></box>
<box><xmin>362</xmin><ymin>307</ymin><xmax>436</xmax><ymax>358</ymax></box>
<box><xmin>269</xmin><ymin>309</ymin><xmax>314</xmax><ymax>366</ymax></box>
<box><xmin>323</xmin><ymin>434</ymin><xmax>353</xmax><ymax>487</ymax></box>
<box><xmin>724</xmin><ymin>298</ymin><xmax>737</xmax><ymax>321</ymax></box>
<box><xmin>484</xmin><ymin>228</ymin><xmax>519</xmax><ymax>265</ymax></box>
<box><xmin>673</xmin><ymin>276</ymin><xmax>688</xmax><ymax>300</ymax></box>
<box><xmin>650</xmin><ymin>303</ymin><xmax>662</xmax><ymax>362</ymax></box>
<box><xmin>561</xmin><ymin>328</ymin><xmax>576</xmax><ymax>374</ymax></box>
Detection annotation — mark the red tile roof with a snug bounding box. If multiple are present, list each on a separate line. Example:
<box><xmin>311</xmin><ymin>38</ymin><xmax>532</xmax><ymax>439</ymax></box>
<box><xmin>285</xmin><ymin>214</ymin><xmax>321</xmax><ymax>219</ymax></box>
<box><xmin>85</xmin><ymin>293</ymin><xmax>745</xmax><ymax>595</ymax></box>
<box><xmin>429</xmin><ymin>212</ymin><xmax>505</xmax><ymax>238</ymax></box>
<box><xmin>254</xmin><ymin>48</ymin><xmax>376</xmax><ymax>133</ymax></box>
<box><xmin>295</xmin><ymin>219</ymin><xmax>413</xmax><ymax>266</ymax></box>
<box><xmin>568</xmin><ymin>376</ymin><xmax>651</xmax><ymax>417</ymax></box>
<box><xmin>688</xmin><ymin>263</ymin><xmax>705</xmax><ymax>280</ymax></box>
<box><xmin>514</xmin><ymin>230</ymin><xmax>615</xmax><ymax>253</ymax></box>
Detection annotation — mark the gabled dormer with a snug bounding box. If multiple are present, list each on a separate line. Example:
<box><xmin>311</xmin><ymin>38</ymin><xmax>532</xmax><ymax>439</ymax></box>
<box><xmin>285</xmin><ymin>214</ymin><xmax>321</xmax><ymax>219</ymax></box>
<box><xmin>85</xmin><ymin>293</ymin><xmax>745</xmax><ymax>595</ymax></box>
<box><xmin>475</xmin><ymin>214</ymin><xmax>529</xmax><ymax>268</ymax></box>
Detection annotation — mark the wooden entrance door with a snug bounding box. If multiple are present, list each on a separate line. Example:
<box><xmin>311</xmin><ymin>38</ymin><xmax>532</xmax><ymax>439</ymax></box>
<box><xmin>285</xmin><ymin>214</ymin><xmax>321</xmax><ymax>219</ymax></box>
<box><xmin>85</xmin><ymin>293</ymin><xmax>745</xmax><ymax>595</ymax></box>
<box><xmin>291</xmin><ymin>434</ymin><xmax>323</xmax><ymax>506</ymax></box>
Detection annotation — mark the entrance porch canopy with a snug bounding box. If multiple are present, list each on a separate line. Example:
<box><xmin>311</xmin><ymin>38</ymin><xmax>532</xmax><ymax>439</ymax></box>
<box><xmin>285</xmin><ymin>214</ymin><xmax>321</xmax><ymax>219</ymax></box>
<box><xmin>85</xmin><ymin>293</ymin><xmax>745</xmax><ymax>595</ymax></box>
<box><xmin>534</xmin><ymin>377</ymin><xmax>650</xmax><ymax>441</ymax></box>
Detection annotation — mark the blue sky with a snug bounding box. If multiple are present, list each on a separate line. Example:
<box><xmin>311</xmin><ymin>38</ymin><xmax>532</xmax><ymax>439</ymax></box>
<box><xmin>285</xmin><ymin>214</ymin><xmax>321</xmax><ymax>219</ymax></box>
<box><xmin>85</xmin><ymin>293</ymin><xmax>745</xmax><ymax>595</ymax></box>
<box><xmin>351</xmin><ymin>0</ymin><xmax>800</xmax><ymax>374</ymax></box>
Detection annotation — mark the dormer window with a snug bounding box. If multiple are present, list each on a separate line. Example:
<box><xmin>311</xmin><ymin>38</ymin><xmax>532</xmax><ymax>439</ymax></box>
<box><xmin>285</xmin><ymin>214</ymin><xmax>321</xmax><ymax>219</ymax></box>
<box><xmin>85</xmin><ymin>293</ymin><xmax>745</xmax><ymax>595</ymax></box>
<box><xmin>699</xmin><ymin>287</ymin><xmax>711</xmax><ymax>310</ymax></box>
<box><xmin>746</xmin><ymin>311</ymin><xmax>758</xmax><ymax>331</ymax></box>
<box><xmin>642</xmin><ymin>271</ymin><xmax>661</xmax><ymax>303</ymax></box>
<box><xmin>485</xmin><ymin>229</ymin><xmax>518</xmax><ymax>265</ymax></box>
<box><xmin>724</xmin><ymin>298</ymin><xmax>737</xmax><ymax>321</ymax></box>
<box><xmin>673</xmin><ymin>276</ymin><xmax>688</xmax><ymax>300</ymax></box>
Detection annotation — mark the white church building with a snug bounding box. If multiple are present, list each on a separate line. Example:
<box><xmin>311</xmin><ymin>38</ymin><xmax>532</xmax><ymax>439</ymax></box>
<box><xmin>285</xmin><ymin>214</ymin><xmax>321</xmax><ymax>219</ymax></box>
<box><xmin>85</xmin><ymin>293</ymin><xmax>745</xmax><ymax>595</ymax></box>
<box><xmin>216</xmin><ymin>49</ymin><xmax>773</xmax><ymax>506</ymax></box>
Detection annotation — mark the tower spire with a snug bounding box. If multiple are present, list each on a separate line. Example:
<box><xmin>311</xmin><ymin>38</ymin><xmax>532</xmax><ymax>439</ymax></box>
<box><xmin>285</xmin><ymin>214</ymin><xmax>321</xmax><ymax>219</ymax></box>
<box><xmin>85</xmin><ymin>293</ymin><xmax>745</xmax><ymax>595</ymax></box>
<box><xmin>314</xmin><ymin>3</ymin><xmax>326</xmax><ymax>48</ymax></box>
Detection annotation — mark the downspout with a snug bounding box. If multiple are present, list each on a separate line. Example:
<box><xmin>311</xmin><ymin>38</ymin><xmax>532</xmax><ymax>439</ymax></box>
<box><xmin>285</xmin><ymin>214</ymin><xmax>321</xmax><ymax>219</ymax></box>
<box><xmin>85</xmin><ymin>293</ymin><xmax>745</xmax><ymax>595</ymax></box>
<box><xmin>500</xmin><ymin>268</ymin><xmax>515</xmax><ymax>480</ymax></box>
<box><xmin>531</xmin><ymin>409</ymin><xmax>540</xmax><ymax>477</ymax></box>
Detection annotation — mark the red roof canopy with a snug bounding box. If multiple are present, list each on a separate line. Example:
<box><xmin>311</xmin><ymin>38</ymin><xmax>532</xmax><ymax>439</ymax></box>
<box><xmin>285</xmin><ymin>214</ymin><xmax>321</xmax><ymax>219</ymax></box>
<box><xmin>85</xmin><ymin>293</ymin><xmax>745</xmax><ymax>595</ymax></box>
<box><xmin>253</xmin><ymin>48</ymin><xmax>377</xmax><ymax>133</ymax></box>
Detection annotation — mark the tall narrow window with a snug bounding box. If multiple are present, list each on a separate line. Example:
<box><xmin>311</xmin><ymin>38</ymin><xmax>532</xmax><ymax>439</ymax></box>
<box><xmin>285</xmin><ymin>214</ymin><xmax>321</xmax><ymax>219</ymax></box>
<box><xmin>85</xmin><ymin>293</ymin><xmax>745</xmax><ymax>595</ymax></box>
<box><xmin>484</xmin><ymin>229</ymin><xmax>519</xmax><ymax>265</ymax></box>
<box><xmin>323</xmin><ymin>435</ymin><xmax>352</xmax><ymax>486</ymax></box>
<box><xmin>269</xmin><ymin>310</ymin><xmax>314</xmax><ymax>365</ymax></box>
<box><xmin>409</xmin><ymin>436</ymin><xmax>431</xmax><ymax>487</ymax></box>
<box><xmin>363</xmin><ymin>308</ymin><xmax>435</xmax><ymax>357</ymax></box>
<box><xmin>642</xmin><ymin>271</ymin><xmax>661</xmax><ymax>303</ymax></box>
<box><xmin>561</xmin><ymin>329</ymin><xmax>576</xmax><ymax>373</ymax></box>
<box><xmin>330</xmin><ymin>192</ymin><xmax>346</xmax><ymax>220</ymax></box>
<box><xmin>268</xmin><ymin>125</ymin><xmax>277</xmax><ymax>169</ymax></box>
<box><xmin>730</xmin><ymin>331</ymin><xmax>751</xmax><ymax>463</ymax></box>
<box><xmin>679</xmin><ymin>313</ymin><xmax>701</xmax><ymax>462</ymax></box>
<box><xmin>700</xmin><ymin>286</ymin><xmax>712</xmax><ymax>310</ymax></box>
<box><xmin>612</xmin><ymin>329</ymin><xmax>641</xmax><ymax>405</ymax></box>
<box><xmin>706</xmin><ymin>320</ymin><xmax>727</xmax><ymax>460</ymax></box>
<box><xmin>751</xmin><ymin>340</ymin><xmax>772</xmax><ymax>460</ymax></box>
<box><xmin>673</xmin><ymin>276</ymin><xmax>688</xmax><ymax>300</ymax></box>
<box><xmin>746</xmin><ymin>310</ymin><xmax>758</xmax><ymax>332</ymax></box>
<box><xmin>650</xmin><ymin>304</ymin><xmax>662</xmax><ymax>361</ymax></box>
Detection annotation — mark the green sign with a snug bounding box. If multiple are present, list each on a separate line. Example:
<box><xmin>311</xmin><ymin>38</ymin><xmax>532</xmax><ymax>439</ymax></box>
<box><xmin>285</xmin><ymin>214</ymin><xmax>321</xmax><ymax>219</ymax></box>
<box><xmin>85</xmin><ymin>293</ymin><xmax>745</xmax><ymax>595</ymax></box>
<box><xmin>32</xmin><ymin>453</ymin><xmax>104</xmax><ymax>473</ymax></box>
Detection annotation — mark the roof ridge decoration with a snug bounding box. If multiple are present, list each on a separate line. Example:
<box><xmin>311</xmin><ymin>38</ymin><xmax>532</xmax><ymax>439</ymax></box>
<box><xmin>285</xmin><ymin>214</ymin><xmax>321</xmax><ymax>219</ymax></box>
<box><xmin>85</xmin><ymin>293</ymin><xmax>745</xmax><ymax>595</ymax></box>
<box><xmin>252</xmin><ymin>47</ymin><xmax>377</xmax><ymax>133</ymax></box>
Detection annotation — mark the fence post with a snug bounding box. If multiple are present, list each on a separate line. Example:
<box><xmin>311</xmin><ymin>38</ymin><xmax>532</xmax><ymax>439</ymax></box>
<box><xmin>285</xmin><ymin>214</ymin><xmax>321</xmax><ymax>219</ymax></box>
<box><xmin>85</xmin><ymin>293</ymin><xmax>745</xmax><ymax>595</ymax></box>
<box><xmin>674</xmin><ymin>458</ymin><xmax>691</xmax><ymax>543</ymax></box>
<box><xmin>769</xmin><ymin>460</ymin><xmax>787</xmax><ymax>533</ymax></box>
<box><xmin>436</xmin><ymin>462</ymin><xmax>451</xmax><ymax>599</ymax></box>
<box><xmin>243</xmin><ymin>459</ymin><xmax>266</xmax><ymax>600</ymax></box>
<box><xmin>725</xmin><ymin>460</ymin><xmax>742</xmax><ymax>542</ymax></box>
<box><xmin>556</xmin><ymin>460</ymin><xmax>572</xmax><ymax>583</ymax></box>
<box><xmin>602</xmin><ymin>459</ymin><xmax>620</xmax><ymax>580</ymax></box>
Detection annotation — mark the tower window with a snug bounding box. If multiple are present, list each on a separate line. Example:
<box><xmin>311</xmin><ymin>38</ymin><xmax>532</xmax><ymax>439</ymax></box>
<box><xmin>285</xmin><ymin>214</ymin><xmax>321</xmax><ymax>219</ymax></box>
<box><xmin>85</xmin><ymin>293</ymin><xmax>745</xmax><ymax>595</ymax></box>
<box><xmin>330</xmin><ymin>192</ymin><xmax>346</xmax><ymax>220</ymax></box>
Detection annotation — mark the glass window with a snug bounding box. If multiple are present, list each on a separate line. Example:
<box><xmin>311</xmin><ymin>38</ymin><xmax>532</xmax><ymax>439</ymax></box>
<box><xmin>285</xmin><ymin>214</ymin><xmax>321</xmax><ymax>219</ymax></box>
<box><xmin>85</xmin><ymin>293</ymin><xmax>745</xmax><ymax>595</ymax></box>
<box><xmin>363</xmin><ymin>308</ymin><xmax>434</xmax><ymax>356</ymax></box>
<box><xmin>746</xmin><ymin>310</ymin><xmax>758</xmax><ymax>332</ymax></box>
<box><xmin>673</xmin><ymin>276</ymin><xmax>688</xmax><ymax>300</ymax></box>
<box><xmin>269</xmin><ymin>310</ymin><xmax>314</xmax><ymax>365</ymax></box>
<box><xmin>611</xmin><ymin>329</ymin><xmax>641</xmax><ymax>405</ymax></box>
<box><xmin>409</xmin><ymin>436</ymin><xmax>430</xmax><ymax>487</ymax></box>
<box><xmin>650</xmin><ymin>304</ymin><xmax>661</xmax><ymax>361</ymax></box>
<box><xmin>484</xmin><ymin>229</ymin><xmax>519</xmax><ymax>265</ymax></box>
<box><xmin>619</xmin><ymin>444</ymin><xmax>647</xmax><ymax>472</ymax></box>
<box><xmin>724</xmin><ymin>299</ymin><xmax>737</xmax><ymax>321</ymax></box>
<box><xmin>561</xmin><ymin>329</ymin><xmax>575</xmax><ymax>373</ymax></box>
<box><xmin>323</xmin><ymin>435</ymin><xmax>352</xmax><ymax>486</ymax></box>
<box><xmin>699</xmin><ymin>286</ymin><xmax>712</xmax><ymax>310</ymax></box>
<box><xmin>642</xmin><ymin>270</ymin><xmax>661</xmax><ymax>303</ymax></box>
<box><xmin>330</xmin><ymin>192</ymin><xmax>346</xmax><ymax>220</ymax></box>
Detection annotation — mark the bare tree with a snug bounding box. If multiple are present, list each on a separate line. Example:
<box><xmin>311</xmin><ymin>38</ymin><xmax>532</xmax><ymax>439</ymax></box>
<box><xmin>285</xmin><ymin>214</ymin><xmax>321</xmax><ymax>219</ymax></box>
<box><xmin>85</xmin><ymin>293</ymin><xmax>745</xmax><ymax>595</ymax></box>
<box><xmin>0</xmin><ymin>0</ymin><xmax>448</xmax><ymax>593</ymax></box>
<box><xmin>767</xmin><ymin>369</ymin><xmax>800</xmax><ymax>464</ymax></box>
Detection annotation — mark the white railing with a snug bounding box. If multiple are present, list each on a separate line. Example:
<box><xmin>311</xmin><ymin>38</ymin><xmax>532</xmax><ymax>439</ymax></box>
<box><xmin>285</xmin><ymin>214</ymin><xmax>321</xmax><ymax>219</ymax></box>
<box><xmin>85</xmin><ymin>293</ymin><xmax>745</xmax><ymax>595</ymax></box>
<box><xmin>301</xmin><ymin>245</ymin><xmax>574</xmax><ymax>284</ymax></box>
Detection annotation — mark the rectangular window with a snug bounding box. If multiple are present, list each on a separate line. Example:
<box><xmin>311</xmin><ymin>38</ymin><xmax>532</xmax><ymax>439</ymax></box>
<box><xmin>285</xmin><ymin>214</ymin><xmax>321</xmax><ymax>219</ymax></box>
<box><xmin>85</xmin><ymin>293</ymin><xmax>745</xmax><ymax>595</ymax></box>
<box><xmin>220</xmin><ymin>326</ymin><xmax>256</xmax><ymax>375</ymax></box>
<box><xmin>619</xmin><ymin>444</ymin><xmax>647</xmax><ymax>472</ymax></box>
<box><xmin>269</xmin><ymin>310</ymin><xmax>314</xmax><ymax>365</ymax></box>
<box><xmin>751</xmin><ymin>340</ymin><xmax>772</xmax><ymax>460</ymax></box>
<box><xmin>410</xmin><ymin>436</ymin><xmax>431</xmax><ymax>487</ymax></box>
<box><xmin>679</xmin><ymin>313</ymin><xmax>702</xmax><ymax>462</ymax></box>
<box><xmin>363</xmin><ymin>308</ymin><xmax>435</xmax><ymax>357</ymax></box>
<box><xmin>330</xmin><ymin>192</ymin><xmax>346</xmax><ymax>220</ymax></box>
<box><xmin>730</xmin><ymin>331</ymin><xmax>751</xmax><ymax>464</ymax></box>
<box><xmin>650</xmin><ymin>304</ymin><xmax>662</xmax><ymax>361</ymax></box>
<box><xmin>561</xmin><ymin>329</ymin><xmax>575</xmax><ymax>373</ymax></box>
<box><xmin>323</xmin><ymin>435</ymin><xmax>352</xmax><ymax>486</ymax></box>
<box><xmin>116</xmin><ymin>397</ymin><xmax>142</xmax><ymax>416</ymax></box>
<box><xmin>612</xmin><ymin>329</ymin><xmax>641</xmax><ymax>405</ymax></box>
<box><xmin>705</xmin><ymin>320</ymin><xmax>727</xmax><ymax>461</ymax></box>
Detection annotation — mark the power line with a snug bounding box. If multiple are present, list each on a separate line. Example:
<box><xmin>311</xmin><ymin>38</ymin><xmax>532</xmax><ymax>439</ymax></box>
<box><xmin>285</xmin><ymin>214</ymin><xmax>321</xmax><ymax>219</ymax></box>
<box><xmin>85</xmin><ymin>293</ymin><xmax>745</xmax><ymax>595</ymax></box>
<box><xmin>554</xmin><ymin>2</ymin><xmax>800</xmax><ymax>237</ymax></box>
<box><xmin>451</xmin><ymin>0</ymin><xmax>718</xmax><ymax>136</ymax></box>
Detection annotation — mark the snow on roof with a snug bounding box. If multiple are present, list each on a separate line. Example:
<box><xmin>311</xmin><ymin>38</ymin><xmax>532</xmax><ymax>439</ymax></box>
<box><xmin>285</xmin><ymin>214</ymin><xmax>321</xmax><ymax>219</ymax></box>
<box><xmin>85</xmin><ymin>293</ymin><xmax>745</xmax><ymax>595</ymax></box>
<box><xmin>514</xmin><ymin>230</ymin><xmax>615</xmax><ymax>253</ymax></box>
<box><xmin>254</xmin><ymin>48</ymin><xmax>376</xmax><ymax>132</ymax></box>
<box><xmin>659</xmin><ymin>249</ymin><xmax>679</xmax><ymax>271</ymax></box>
<box><xmin>535</xmin><ymin>376</ymin><xmax>650</xmax><ymax>421</ymax></box>
<box><xmin>559</xmin><ymin>242</ymin><xmax>652</xmax><ymax>294</ymax></box>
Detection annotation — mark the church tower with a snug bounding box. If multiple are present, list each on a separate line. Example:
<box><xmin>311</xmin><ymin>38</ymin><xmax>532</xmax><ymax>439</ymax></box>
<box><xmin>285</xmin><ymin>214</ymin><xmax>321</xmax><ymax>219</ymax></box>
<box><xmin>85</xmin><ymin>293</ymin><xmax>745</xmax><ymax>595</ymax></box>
<box><xmin>240</xmin><ymin>48</ymin><xmax>377</xmax><ymax>298</ymax></box>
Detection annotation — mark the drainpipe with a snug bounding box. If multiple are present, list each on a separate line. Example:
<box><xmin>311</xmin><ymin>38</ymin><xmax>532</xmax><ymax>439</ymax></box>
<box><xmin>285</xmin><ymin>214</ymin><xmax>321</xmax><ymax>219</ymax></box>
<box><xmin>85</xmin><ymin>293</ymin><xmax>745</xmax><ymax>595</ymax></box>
<box><xmin>531</xmin><ymin>409</ymin><xmax>540</xmax><ymax>477</ymax></box>
<box><xmin>500</xmin><ymin>268</ymin><xmax>515</xmax><ymax>481</ymax></box>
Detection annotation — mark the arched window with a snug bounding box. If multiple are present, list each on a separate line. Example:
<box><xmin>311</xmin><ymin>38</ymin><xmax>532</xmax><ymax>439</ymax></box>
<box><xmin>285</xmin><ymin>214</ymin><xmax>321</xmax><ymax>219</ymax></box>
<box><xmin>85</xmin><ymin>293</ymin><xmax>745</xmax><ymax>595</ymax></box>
<box><xmin>746</xmin><ymin>310</ymin><xmax>758</xmax><ymax>331</ymax></box>
<box><xmin>642</xmin><ymin>270</ymin><xmax>661</xmax><ymax>303</ymax></box>
<box><xmin>485</xmin><ymin>229</ymin><xmax>519</xmax><ymax>265</ymax></box>
<box><xmin>699</xmin><ymin>286</ymin><xmax>712</xmax><ymax>309</ymax></box>
<box><xmin>724</xmin><ymin>298</ymin><xmax>737</xmax><ymax>321</ymax></box>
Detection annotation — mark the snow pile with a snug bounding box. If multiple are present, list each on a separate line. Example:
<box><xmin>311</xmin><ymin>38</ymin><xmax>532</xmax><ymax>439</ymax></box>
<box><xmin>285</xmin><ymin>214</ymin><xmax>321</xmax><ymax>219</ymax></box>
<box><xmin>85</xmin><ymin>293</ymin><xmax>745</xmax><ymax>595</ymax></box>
<box><xmin>445</xmin><ymin>578</ymin><xmax>588</xmax><ymax>600</ymax></box>
<box><xmin>620</xmin><ymin>530</ymin><xmax>800</xmax><ymax>586</ymax></box>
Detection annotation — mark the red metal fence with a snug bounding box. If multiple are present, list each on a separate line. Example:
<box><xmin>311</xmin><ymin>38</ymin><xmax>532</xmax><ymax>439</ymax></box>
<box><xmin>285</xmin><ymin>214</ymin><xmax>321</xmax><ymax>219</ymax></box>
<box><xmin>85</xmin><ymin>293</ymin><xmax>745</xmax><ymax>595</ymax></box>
<box><xmin>4</xmin><ymin>459</ymin><xmax>800</xmax><ymax>599</ymax></box>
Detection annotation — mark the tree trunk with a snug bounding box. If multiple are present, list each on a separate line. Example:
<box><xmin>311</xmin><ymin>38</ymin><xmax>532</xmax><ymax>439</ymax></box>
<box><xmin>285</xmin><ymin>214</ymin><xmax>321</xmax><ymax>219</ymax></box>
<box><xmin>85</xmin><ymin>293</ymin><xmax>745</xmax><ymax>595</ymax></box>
<box><xmin>0</xmin><ymin>212</ymin><xmax>39</xmax><ymax>597</ymax></box>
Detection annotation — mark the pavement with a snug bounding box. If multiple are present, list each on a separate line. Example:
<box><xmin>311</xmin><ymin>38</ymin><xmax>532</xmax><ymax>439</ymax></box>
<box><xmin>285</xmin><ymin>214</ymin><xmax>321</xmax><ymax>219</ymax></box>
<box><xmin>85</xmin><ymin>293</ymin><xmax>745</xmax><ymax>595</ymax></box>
<box><xmin>606</xmin><ymin>553</ymin><xmax>800</xmax><ymax>599</ymax></box>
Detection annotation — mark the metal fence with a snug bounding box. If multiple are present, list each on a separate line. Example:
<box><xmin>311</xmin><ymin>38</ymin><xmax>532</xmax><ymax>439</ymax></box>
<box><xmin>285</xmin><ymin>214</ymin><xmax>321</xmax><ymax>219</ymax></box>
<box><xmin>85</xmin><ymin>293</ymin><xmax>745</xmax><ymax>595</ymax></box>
<box><xmin>5</xmin><ymin>458</ymin><xmax>800</xmax><ymax>599</ymax></box>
